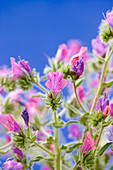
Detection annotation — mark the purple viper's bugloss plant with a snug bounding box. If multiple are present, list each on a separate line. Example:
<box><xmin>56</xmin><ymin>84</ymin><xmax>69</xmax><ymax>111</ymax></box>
<box><xmin>21</xmin><ymin>108</ymin><xmax>29</xmax><ymax>127</ymax></box>
<box><xmin>96</xmin><ymin>93</ymin><xmax>109</xmax><ymax>112</ymax></box>
<box><xmin>103</xmin><ymin>10</ymin><xmax>113</xmax><ymax>28</ymax></box>
<box><xmin>13</xmin><ymin>145</ymin><xmax>24</xmax><ymax>159</ymax></box>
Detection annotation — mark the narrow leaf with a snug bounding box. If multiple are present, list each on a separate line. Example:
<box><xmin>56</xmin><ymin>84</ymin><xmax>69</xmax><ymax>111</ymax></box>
<box><xmin>98</xmin><ymin>142</ymin><xmax>112</xmax><ymax>156</ymax></box>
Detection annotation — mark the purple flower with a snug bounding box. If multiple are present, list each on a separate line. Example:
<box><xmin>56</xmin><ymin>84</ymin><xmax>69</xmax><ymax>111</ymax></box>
<box><xmin>110</xmin><ymin>103</ymin><xmax>113</xmax><ymax>117</ymax></box>
<box><xmin>97</xmin><ymin>93</ymin><xmax>109</xmax><ymax>112</ymax></box>
<box><xmin>81</xmin><ymin>131</ymin><xmax>97</xmax><ymax>152</ymax></box>
<box><xmin>13</xmin><ymin>145</ymin><xmax>24</xmax><ymax>159</ymax></box>
<box><xmin>68</xmin><ymin>124</ymin><xmax>81</xmax><ymax>139</ymax></box>
<box><xmin>18</xmin><ymin>56</ymin><xmax>32</xmax><ymax>75</ymax></box>
<box><xmin>21</xmin><ymin>108</ymin><xmax>29</xmax><ymax>127</ymax></box>
<box><xmin>4</xmin><ymin>160</ymin><xmax>23</xmax><ymax>170</ymax></box>
<box><xmin>103</xmin><ymin>10</ymin><xmax>113</xmax><ymax>28</ymax></box>
<box><xmin>45</xmin><ymin>71</ymin><xmax>67</xmax><ymax>95</ymax></box>
<box><xmin>43</xmin><ymin>165</ymin><xmax>51</xmax><ymax>170</ymax></box>
<box><xmin>71</xmin><ymin>55</ymin><xmax>84</xmax><ymax>77</ymax></box>
<box><xmin>92</xmin><ymin>35</ymin><xmax>108</xmax><ymax>56</ymax></box>
<box><xmin>106</xmin><ymin>125</ymin><xmax>113</xmax><ymax>142</ymax></box>
<box><xmin>0</xmin><ymin>114</ymin><xmax>21</xmax><ymax>132</ymax></box>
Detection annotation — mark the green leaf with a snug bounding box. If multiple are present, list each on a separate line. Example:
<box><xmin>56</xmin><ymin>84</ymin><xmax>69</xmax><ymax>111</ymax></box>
<box><xmin>102</xmin><ymin>81</ymin><xmax>113</xmax><ymax>88</ymax></box>
<box><xmin>60</xmin><ymin>145</ymin><xmax>68</xmax><ymax>150</ymax></box>
<box><xmin>98</xmin><ymin>142</ymin><xmax>112</xmax><ymax>156</ymax></box>
<box><xmin>30</xmin><ymin>156</ymin><xmax>44</xmax><ymax>162</ymax></box>
<box><xmin>75</xmin><ymin>77</ymin><xmax>84</xmax><ymax>87</ymax></box>
<box><xmin>72</xmin><ymin>152</ymin><xmax>79</xmax><ymax>163</ymax></box>
<box><xmin>66</xmin><ymin>143</ymin><xmax>83</xmax><ymax>153</ymax></box>
<box><xmin>32</xmin><ymin>93</ymin><xmax>45</xmax><ymax>98</ymax></box>
<box><xmin>56</xmin><ymin>93</ymin><xmax>62</xmax><ymax>102</ymax></box>
<box><xmin>66</xmin><ymin>120</ymin><xmax>78</xmax><ymax>126</ymax></box>
<box><xmin>53</xmin><ymin>121</ymin><xmax>65</xmax><ymax>128</ymax></box>
<box><xmin>46</xmin><ymin>136</ymin><xmax>54</xmax><ymax>143</ymax></box>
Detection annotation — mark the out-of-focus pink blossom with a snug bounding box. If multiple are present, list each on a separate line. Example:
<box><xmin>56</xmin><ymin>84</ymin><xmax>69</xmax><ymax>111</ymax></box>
<box><xmin>50</xmin><ymin>144</ymin><xmax>55</xmax><ymax>153</ymax></box>
<box><xmin>55</xmin><ymin>44</ymin><xmax>71</xmax><ymax>62</ymax></box>
<box><xmin>6</xmin><ymin>89</ymin><xmax>22</xmax><ymax>102</ymax></box>
<box><xmin>81</xmin><ymin>131</ymin><xmax>97</xmax><ymax>152</ymax></box>
<box><xmin>10</xmin><ymin>57</ymin><xmax>24</xmax><ymax>79</ymax></box>
<box><xmin>110</xmin><ymin>150</ymin><xmax>113</xmax><ymax>155</ymax></box>
<box><xmin>5</xmin><ymin>134</ymin><xmax>11</xmax><ymax>143</ymax></box>
<box><xmin>4</xmin><ymin>161</ymin><xmax>23</xmax><ymax>170</ymax></box>
<box><xmin>78</xmin><ymin>47</ymin><xmax>89</xmax><ymax>63</ymax></box>
<box><xmin>25</xmin><ymin>90</ymin><xmax>45</xmax><ymax>121</ymax></box>
<box><xmin>110</xmin><ymin>103</ymin><xmax>113</xmax><ymax>117</ymax></box>
<box><xmin>68</xmin><ymin>124</ymin><xmax>81</xmax><ymax>139</ymax></box>
<box><xmin>45</xmin><ymin>71</ymin><xmax>67</xmax><ymax>95</ymax></box>
<box><xmin>0</xmin><ymin>66</ymin><xmax>10</xmax><ymax>77</ymax></box>
<box><xmin>68</xmin><ymin>39</ymin><xmax>82</xmax><ymax>54</ymax></box>
<box><xmin>0</xmin><ymin>114</ymin><xmax>21</xmax><ymax>132</ymax></box>
<box><xmin>92</xmin><ymin>36</ymin><xmax>108</xmax><ymax>56</ymax></box>
<box><xmin>43</xmin><ymin>165</ymin><xmax>51</xmax><ymax>170</ymax></box>
<box><xmin>36</xmin><ymin>130</ymin><xmax>51</xmax><ymax>141</ymax></box>
<box><xmin>103</xmin><ymin>10</ymin><xmax>113</xmax><ymax>28</ymax></box>
<box><xmin>77</xmin><ymin>86</ymin><xmax>86</xmax><ymax>102</ymax></box>
<box><xmin>103</xmin><ymin>106</ymin><xmax>110</xmax><ymax>116</ymax></box>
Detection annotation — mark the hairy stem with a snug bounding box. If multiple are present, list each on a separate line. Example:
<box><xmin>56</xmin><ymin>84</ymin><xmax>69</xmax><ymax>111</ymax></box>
<box><xmin>90</xmin><ymin>47</ymin><xmax>113</xmax><ymax>115</ymax></box>
<box><xmin>73</xmin><ymin>82</ymin><xmax>87</xmax><ymax>113</ymax></box>
<box><xmin>35</xmin><ymin>82</ymin><xmax>48</xmax><ymax>93</ymax></box>
<box><xmin>73</xmin><ymin>161</ymin><xmax>81</xmax><ymax>170</ymax></box>
<box><xmin>54</xmin><ymin>111</ymin><xmax>60</xmax><ymax>170</ymax></box>
<box><xmin>0</xmin><ymin>141</ymin><xmax>13</xmax><ymax>150</ymax></box>
<box><xmin>94</xmin><ymin>125</ymin><xmax>104</xmax><ymax>155</ymax></box>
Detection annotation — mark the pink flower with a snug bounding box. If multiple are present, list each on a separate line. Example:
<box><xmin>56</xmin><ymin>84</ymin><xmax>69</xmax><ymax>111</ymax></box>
<box><xmin>103</xmin><ymin>106</ymin><xmax>110</xmax><ymax>116</ymax></box>
<box><xmin>36</xmin><ymin>130</ymin><xmax>51</xmax><ymax>141</ymax></box>
<box><xmin>6</xmin><ymin>89</ymin><xmax>22</xmax><ymax>102</ymax></box>
<box><xmin>110</xmin><ymin>103</ymin><xmax>113</xmax><ymax>117</ymax></box>
<box><xmin>103</xmin><ymin>10</ymin><xmax>113</xmax><ymax>28</ymax></box>
<box><xmin>43</xmin><ymin>165</ymin><xmax>51</xmax><ymax>170</ymax></box>
<box><xmin>68</xmin><ymin>124</ymin><xmax>81</xmax><ymax>139</ymax></box>
<box><xmin>5</xmin><ymin>134</ymin><xmax>11</xmax><ymax>143</ymax></box>
<box><xmin>4</xmin><ymin>161</ymin><xmax>23</xmax><ymax>170</ymax></box>
<box><xmin>77</xmin><ymin>86</ymin><xmax>86</xmax><ymax>102</ymax></box>
<box><xmin>77</xmin><ymin>46</ymin><xmax>89</xmax><ymax>63</ymax></box>
<box><xmin>81</xmin><ymin>131</ymin><xmax>97</xmax><ymax>152</ymax></box>
<box><xmin>45</xmin><ymin>71</ymin><xmax>67</xmax><ymax>95</ymax></box>
<box><xmin>68</xmin><ymin>39</ymin><xmax>82</xmax><ymax>54</ymax></box>
<box><xmin>55</xmin><ymin>44</ymin><xmax>71</xmax><ymax>62</ymax></box>
<box><xmin>18</xmin><ymin>56</ymin><xmax>32</xmax><ymax>75</ymax></box>
<box><xmin>0</xmin><ymin>114</ymin><xmax>21</xmax><ymax>132</ymax></box>
<box><xmin>92</xmin><ymin>36</ymin><xmax>108</xmax><ymax>56</ymax></box>
<box><xmin>10</xmin><ymin>57</ymin><xmax>24</xmax><ymax>79</ymax></box>
<box><xmin>50</xmin><ymin>144</ymin><xmax>55</xmax><ymax>153</ymax></box>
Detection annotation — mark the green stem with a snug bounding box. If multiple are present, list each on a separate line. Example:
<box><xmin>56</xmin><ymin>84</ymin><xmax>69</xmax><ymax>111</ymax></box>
<box><xmin>94</xmin><ymin>125</ymin><xmax>104</xmax><ymax>155</ymax></box>
<box><xmin>90</xmin><ymin>47</ymin><xmax>113</xmax><ymax>115</ymax></box>
<box><xmin>73</xmin><ymin>161</ymin><xmax>80</xmax><ymax>170</ymax></box>
<box><xmin>73</xmin><ymin>82</ymin><xmax>87</xmax><ymax>113</ymax></box>
<box><xmin>33</xmin><ymin>141</ymin><xmax>55</xmax><ymax>157</ymax></box>
<box><xmin>35</xmin><ymin>82</ymin><xmax>48</xmax><ymax>93</ymax></box>
<box><xmin>54</xmin><ymin>111</ymin><xmax>60</xmax><ymax>170</ymax></box>
<box><xmin>0</xmin><ymin>141</ymin><xmax>13</xmax><ymax>150</ymax></box>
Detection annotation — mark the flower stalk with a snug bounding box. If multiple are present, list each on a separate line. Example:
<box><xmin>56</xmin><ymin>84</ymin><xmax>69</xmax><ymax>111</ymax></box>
<box><xmin>54</xmin><ymin>111</ymin><xmax>60</xmax><ymax>170</ymax></box>
<box><xmin>73</xmin><ymin>81</ymin><xmax>87</xmax><ymax>113</ymax></box>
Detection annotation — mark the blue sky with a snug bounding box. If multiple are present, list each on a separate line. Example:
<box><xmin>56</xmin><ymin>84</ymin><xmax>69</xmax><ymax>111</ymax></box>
<box><xmin>0</xmin><ymin>0</ymin><xmax>112</xmax><ymax>74</ymax></box>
